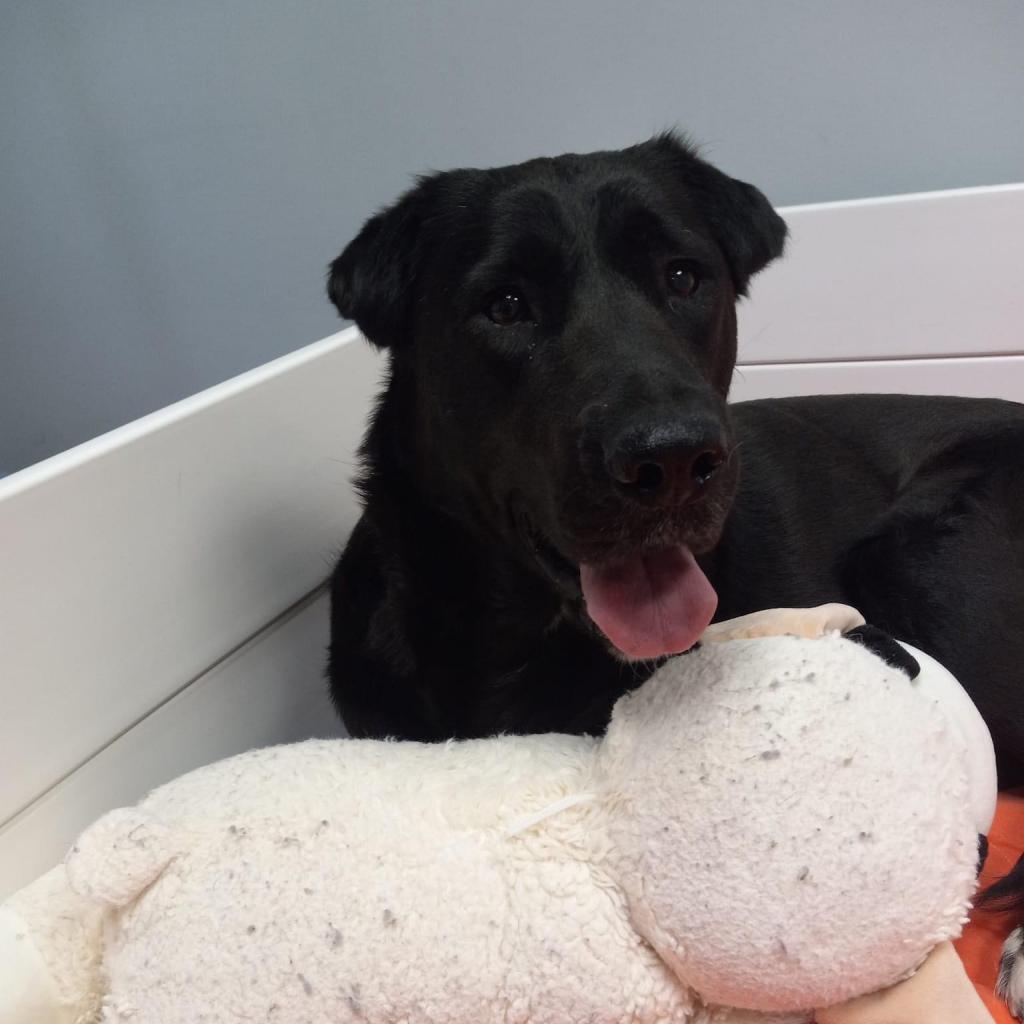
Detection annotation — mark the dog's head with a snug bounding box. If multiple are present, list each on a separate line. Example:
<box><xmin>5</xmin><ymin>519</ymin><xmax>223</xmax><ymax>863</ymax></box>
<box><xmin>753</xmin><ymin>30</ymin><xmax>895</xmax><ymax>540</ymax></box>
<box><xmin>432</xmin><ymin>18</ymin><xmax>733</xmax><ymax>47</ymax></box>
<box><xmin>329</xmin><ymin>134</ymin><xmax>786</xmax><ymax>661</ymax></box>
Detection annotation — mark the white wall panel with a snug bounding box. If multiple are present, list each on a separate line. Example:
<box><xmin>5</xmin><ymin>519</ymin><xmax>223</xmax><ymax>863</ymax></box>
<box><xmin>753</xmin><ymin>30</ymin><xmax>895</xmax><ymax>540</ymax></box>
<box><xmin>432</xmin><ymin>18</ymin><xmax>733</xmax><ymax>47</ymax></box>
<box><xmin>0</xmin><ymin>329</ymin><xmax>379</xmax><ymax>827</ymax></box>
<box><xmin>740</xmin><ymin>185</ymin><xmax>1024</xmax><ymax>364</ymax></box>
<box><xmin>0</xmin><ymin>592</ymin><xmax>338</xmax><ymax>900</ymax></box>
<box><xmin>731</xmin><ymin>354</ymin><xmax>1024</xmax><ymax>404</ymax></box>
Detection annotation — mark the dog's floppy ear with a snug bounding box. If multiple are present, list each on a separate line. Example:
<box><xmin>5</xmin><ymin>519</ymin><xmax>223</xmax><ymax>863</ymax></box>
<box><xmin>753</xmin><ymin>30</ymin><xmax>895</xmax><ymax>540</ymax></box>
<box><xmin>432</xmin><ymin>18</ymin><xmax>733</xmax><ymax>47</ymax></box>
<box><xmin>695</xmin><ymin>168</ymin><xmax>788</xmax><ymax>296</ymax></box>
<box><xmin>327</xmin><ymin>178</ymin><xmax>438</xmax><ymax>349</ymax></box>
<box><xmin>653</xmin><ymin>133</ymin><xmax>788</xmax><ymax>296</ymax></box>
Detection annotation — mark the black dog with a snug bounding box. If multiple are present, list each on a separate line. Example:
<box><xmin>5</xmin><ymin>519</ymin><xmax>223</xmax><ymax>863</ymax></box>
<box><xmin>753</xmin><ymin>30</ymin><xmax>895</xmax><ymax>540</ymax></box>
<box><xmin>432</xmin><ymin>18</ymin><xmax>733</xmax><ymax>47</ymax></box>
<box><xmin>325</xmin><ymin>134</ymin><xmax>1024</xmax><ymax>1012</ymax></box>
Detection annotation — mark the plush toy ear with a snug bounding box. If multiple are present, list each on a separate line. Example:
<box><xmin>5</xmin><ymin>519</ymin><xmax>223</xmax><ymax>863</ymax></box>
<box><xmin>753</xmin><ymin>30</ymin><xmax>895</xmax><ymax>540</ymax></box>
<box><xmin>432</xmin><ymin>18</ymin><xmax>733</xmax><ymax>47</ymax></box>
<box><xmin>843</xmin><ymin>624</ymin><xmax>922</xmax><ymax>679</ymax></box>
<box><xmin>327</xmin><ymin>178</ymin><xmax>440</xmax><ymax>350</ymax></box>
<box><xmin>65</xmin><ymin>807</ymin><xmax>181</xmax><ymax>909</ymax></box>
<box><xmin>651</xmin><ymin>133</ymin><xmax>788</xmax><ymax>296</ymax></box>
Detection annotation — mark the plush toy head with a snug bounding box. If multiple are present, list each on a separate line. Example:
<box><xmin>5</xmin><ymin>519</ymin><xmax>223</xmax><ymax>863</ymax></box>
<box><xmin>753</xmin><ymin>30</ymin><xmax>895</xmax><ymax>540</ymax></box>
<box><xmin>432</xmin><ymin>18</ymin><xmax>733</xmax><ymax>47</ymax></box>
<box><xmin>599</xmin><ymin>629</ymin><xmax>997</xmax><ymax>1012</ymax></box>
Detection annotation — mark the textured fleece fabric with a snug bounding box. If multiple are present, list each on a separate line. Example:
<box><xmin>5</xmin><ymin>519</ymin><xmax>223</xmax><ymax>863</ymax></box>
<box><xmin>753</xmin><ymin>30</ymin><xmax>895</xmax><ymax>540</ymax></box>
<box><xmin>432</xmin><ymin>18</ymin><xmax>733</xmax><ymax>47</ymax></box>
<box><xmin>2</xmin><ymin>863</ymin><xmax>106</xmax><ymax>1024</ymax></box>
<box><xmin>0</xmin><ymin>633</ymin><xmax>993</xmax><ymax>1024</ymax></box>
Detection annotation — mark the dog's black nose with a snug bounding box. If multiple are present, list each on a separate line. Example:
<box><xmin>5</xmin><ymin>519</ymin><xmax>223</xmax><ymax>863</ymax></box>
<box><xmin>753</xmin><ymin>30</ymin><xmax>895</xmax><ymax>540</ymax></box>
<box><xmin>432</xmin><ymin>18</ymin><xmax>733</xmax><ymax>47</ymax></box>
<box><xmin>606</xmin><ymin>423</ymin><xmax>726</xmax><ymax>507</ymax></box>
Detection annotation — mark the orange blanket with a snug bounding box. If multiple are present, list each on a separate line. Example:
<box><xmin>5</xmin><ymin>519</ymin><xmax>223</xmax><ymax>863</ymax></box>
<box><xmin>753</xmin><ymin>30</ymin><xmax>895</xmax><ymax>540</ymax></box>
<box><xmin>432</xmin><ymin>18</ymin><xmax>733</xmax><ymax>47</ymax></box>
<box><xmin>957</xmin><ymin>791</ymin><xmax>1024</xmax><ymax>1022</ymax></box>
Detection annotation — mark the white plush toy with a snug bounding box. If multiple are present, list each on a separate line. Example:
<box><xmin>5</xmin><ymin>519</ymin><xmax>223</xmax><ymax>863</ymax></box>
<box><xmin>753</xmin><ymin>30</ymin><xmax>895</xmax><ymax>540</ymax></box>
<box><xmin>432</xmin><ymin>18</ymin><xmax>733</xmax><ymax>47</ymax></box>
<box><xmin>0</xmin><ymin>606</ymin><xmax>998</xmax><ymax>1024</ymax></box>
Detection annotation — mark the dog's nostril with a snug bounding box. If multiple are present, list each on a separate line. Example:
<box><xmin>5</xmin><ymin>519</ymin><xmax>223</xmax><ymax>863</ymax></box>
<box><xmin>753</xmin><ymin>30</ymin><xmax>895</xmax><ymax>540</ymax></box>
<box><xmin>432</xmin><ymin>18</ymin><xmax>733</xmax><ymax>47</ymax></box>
<box><xmin>635</xmin><ymin>462</ymin><xmax>665</xmax><ymax>492</ymax></box>
<box><xmin>692</xmin><ymin>451</ymin><xmax>723</xmax><ymax>486</ymax></box>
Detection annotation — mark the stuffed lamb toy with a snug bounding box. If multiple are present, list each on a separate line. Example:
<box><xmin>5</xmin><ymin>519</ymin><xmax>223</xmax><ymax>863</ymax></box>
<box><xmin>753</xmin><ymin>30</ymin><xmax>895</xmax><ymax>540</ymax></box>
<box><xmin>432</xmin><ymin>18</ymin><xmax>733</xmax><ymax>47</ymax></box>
<box><xmin>0</xmin><ymin>606</ymin><xmax>998</xmax><ymax>1024</ymax></box>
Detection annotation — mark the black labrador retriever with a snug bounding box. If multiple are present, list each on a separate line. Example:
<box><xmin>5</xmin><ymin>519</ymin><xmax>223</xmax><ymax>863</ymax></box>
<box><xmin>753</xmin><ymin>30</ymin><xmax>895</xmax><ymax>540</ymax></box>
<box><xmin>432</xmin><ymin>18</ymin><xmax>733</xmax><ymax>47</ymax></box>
<box><xmin>325</xmin><ymin>134</ymin><xmax>1024</xmax><ymax>1012</ymax></box>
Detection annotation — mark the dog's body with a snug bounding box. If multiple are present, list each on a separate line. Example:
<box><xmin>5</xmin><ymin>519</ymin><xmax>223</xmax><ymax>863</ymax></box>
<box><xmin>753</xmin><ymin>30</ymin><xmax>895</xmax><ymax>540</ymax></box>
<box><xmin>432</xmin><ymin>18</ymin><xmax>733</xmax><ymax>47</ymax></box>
<box><xmin>331</xmin><ymin>393</ymin><xmax>1024</xmax><ymax>772</ymax></box>
<box><xmin>324</xmin><ymin>136</ymin><xmax>1024</xmax><ymax>1014</ymax></box>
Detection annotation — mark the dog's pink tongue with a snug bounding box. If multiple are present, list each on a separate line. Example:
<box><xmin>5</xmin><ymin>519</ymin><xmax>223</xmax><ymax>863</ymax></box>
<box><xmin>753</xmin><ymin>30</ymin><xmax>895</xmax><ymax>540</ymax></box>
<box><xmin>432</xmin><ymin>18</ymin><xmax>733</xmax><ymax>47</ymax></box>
<box><xmin>580</xmin><ymin>546</ymin><xmax>718</xmax><ymax>660</ymax></box>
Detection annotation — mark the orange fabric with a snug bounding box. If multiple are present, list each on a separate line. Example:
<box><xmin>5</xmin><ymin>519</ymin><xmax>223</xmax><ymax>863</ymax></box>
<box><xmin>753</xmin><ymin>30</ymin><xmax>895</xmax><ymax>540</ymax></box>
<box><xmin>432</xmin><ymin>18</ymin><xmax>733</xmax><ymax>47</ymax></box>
<box><xmin>956</xmin><ymin>791</ymin><xmax>1024</xmax><ymax>1023</ymax></box>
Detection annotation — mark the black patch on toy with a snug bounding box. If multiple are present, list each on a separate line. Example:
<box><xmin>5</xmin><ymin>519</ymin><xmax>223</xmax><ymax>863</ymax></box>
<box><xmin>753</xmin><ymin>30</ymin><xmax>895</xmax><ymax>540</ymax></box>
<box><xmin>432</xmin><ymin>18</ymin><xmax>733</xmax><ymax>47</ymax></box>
<box><xmin>978</xmin><ymin>834</ymin><xmax>991</xmax><ymax>877</ymax></box>
<box><xmin>842</xmin><ymin>625</ymin><xmax>920</xmax><ymax>680</ymax></box>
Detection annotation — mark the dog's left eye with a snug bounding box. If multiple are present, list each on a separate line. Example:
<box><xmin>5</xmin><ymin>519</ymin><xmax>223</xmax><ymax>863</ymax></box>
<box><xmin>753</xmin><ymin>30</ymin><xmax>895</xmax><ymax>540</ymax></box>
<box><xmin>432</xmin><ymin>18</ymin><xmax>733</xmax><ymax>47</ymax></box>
<box><xmin>487</xmin><ymin>290</ymin><xmax>530</xmax><ymax>326</ymax></box>
<box><xmin>666</xmin><ymin>260</ymin><xmax>701</xmax><ymax>298</ymax></box>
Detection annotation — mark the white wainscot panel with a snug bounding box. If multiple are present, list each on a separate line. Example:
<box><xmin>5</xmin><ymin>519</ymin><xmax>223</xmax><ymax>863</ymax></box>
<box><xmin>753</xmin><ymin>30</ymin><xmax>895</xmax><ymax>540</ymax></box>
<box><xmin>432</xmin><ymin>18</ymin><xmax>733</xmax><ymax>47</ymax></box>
<box><xmin>731</xmin><ymin>355</ymin><xmax>1024</xmax><ymax>405</ymax></box>
<box><xmin>0</xmin><ymin>592</ymin><xmax>340</xmax><ymax>899</ymax></box>
<box><xmin>738</xmin><ymin>185</ymin><xmax>1024</xmax><ymax>364</ymax></box>
<box><xmin>0</xmin><ymin>328</ymin><xmax>379</xmax><ymax>828</ymax></box>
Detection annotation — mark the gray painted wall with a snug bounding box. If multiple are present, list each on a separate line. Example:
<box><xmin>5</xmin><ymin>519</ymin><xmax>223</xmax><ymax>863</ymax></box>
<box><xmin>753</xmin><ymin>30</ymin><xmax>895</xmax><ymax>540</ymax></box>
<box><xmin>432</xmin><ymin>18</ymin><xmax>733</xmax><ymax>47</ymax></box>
<box><xmin>3</xmin><ymin>0</ymin><xmax>1023</xmax><ymax>475</ymax></box>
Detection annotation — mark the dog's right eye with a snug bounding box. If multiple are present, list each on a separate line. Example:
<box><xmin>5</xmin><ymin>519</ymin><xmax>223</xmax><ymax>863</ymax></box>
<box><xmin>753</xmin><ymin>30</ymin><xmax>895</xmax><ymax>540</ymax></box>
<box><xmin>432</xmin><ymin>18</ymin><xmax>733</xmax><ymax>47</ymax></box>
<box><xmin>486</xmin><ymin>290</ymin><xmax>529</xmax><ymax>326</ymax></box>
<box><xmin>666</xmin><ymin>259</ymin><xmax>701</xmax><ymax>298</ymax></box>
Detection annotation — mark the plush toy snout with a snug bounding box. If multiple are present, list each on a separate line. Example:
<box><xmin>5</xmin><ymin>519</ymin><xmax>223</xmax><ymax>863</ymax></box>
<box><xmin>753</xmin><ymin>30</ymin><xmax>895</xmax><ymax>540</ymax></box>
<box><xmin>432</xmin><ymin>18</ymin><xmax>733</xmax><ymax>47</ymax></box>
<box><xmin>0</xmin><ymin>808</ymin><xmax>182</xmax><ymax>1024</ymax></box>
